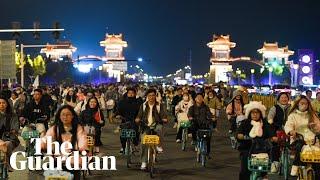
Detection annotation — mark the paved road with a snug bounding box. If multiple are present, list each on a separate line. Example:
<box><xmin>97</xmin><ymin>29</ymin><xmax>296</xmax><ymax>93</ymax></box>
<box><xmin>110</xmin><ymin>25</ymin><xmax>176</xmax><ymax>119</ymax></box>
<box><xmin>9</xmin><ymin>112</ymin><xmax>295</xmax><ymax>180</ymax></box>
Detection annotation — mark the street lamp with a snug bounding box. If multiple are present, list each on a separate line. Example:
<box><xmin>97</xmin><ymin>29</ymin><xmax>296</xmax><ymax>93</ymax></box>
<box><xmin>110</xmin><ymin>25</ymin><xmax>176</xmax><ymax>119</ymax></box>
<box><xmin>250</xmin><ymin>69</ymin><xmax>255</xmax><ymax>85</ymax></box>
<box><xmin>268</xmin><ymin>67</ymin><xmax>273</xmax><ymax>86</ymax></box>
<box><xmin>236</xmin><ymin>69</ymin><xmax>241</xmax><ymax>85</ymax></box>
<box><xmin>293</xmin><ymin>64</ymin><xmax>299</xmax><ymax>87</ymax></box>
<box><xmin>138</xmin><ymin>57</ymin><xmax>143</xmax><ymax>62</ymax></box>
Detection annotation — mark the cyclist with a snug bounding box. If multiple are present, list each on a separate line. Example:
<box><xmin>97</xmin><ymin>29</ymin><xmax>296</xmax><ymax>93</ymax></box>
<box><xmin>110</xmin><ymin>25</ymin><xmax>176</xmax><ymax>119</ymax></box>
<box><xmin>0</xmin><ymin>96</ymin><xmax>20</xmax><ymax>172</ymax></box>
<box><xmin>117</xmin><ymin>87</ymin><xmax>141</xmax><ymax>153</ymax></box>
<box><xmin>284</xmin><ymin>95</ymin><xmax>320</xmax><ymax>178</ymax></box>
<box><xmin>311</xmin><ymin>91</ymin><xmax>320</xmax><ymax>115</ymax></box>
<box><xmin>267</xmin><ymin>92</ymin><xmax>291</xmax><ymax>173</ymax></box>
<box><xmin>175</xmin><ymin>92</ymin><xmax>193</xmax><ymax>143</ymax></box>
<box><xmin>74</xmin><ymin>90</ymin><xmax>94</xmax><ymax>115</ymax></box>
<box><xmin>41</xmin><ymin>105</ymin><xmax>87</xmax><ymax>180</ymax></box>
<box><xmin>21</xmin><ymin>88</ymin><xmax>51</xmax><ymax>136</ymax></box>
<box><xmin>226</xmin><ymin>90</ymin><xmax>245</xmax><ymax>134</ymax></box>
<box><xmin>188</xmin><ymin>93</ymin><xmax>215</xmax><ymax>154</ymax></box>
<box><xmin>135</xmin><ymin>88</ymin><xmax>168</xmax><ymax>170</ymax></box>
<box><xmin>236</xmin><ymin>101</ymin><xmax>277</xmax><ymax>180</ymax></box>
<box><xmin>79</xmin><ymin>97</ymin><xmax>105</xmax><ymax>154</ymax></box>
<box><xmin>171</xmin><ymin>88</ymin><xmax>183</xmax><ymax>129</ymax></box>
<box><xmin>204</xmin><ymin>90</ymin><xmax>222</xmax><ymax>125</ymax></box>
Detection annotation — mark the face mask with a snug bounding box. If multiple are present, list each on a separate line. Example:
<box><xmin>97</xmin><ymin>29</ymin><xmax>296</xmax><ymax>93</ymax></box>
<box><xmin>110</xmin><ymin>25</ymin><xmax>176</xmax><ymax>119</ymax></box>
<box><xmin>298</xmin><ymin>104</ymin><xmax>308</xmax><ymax>112</ymax></box>
<box><xmin>128</xmin><ymin>97</ymin><xmax>135</xmax><ymax>101</ymax></box>
<box><xmin>183</xmin><ymin>96</ymin><xmax>189</xmax><ymax>101</ymax></box>
<box><xmin>209</xmin><ymin>96</ymin><xmax>213</xmax><ymax>99</ymax></box>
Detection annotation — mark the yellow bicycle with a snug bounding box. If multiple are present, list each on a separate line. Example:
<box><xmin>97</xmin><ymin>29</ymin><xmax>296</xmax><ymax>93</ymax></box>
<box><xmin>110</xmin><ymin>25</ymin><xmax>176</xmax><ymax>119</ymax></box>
<box><xmin>143</xmin><ymin>135</ymin><xmax>160</xmax><ymax>178</ymax></box>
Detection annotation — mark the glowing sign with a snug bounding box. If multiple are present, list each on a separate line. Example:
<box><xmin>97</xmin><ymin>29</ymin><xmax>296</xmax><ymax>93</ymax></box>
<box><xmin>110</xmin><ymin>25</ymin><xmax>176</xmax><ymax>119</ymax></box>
<box><xmin>302</xmin><ymin>76</ymin><xmax>311</xmax><ymax>84</ymax></box>
<box><xmin>302</xmin><ymin>55</ymin><xmax>311</xmax><ymax>63</ymax></box>
<box><xmin>302</xmin><ymin>66</ymin><xmax>311</xmax><ymax>74</ymax></box>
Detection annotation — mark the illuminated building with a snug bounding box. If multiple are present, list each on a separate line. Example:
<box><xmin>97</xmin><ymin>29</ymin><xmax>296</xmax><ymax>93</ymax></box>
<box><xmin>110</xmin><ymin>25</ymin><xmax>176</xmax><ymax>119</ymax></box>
<box><xmin>40</xmin><ymin>41</ymin><xmax>77</xmax><ymax>60</ymax></box>
<box><xmin>258</xmin><ymin>42</ymin><xmax>294</xmax><ymax>66</ymax></box>
<box><xmin>100</xmin><ymin>34</ymin><xmax>128</xmax><ymax>82</ymax></box>
<box><xmin>207</xmin><ymin>35</ymin><xmax>236</xmax><ymax>83</ymax></box>
<box><xmin>257</xmin><ymin>42</ymin><xmax>294</xmax><ymax>86</ymax></box>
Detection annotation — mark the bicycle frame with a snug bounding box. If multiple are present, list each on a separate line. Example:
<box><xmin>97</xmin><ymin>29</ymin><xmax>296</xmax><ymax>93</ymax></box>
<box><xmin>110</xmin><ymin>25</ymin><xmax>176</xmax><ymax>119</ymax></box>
<box><xmin>180</xmin><ymin>121</ymin><xmax>191</xmax><ymax>151</ymax></box>
<box><xmin>0</xmin><ymin>150</ymin><xmax>8</xmax><ymax>179</ymax></box>
<box><xmin>277</xmin><ymin>130</ymin><xmax>291</xmax><ymax>180</ymax></box>
<box><xmin>196</xmin><ymin>129</ymin><xmax>211</xmax><ymax>167</ymax></box>
<box><xmin>120</xmin><ymin>127</ymin><xmax>136</xmax><ymax>168</ymax></box>
<box><xmin>143</xmin><ymin>134</ymin><xmax>160</xmax><ymax>178</ymax></box>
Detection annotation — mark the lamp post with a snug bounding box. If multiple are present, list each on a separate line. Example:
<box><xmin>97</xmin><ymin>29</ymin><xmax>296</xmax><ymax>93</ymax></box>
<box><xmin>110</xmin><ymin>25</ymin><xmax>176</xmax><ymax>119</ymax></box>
<box><xmin>250</xmin><ymin>69</ymin><xmax>255</xmax><ymax>85</ymax></box>
<box><xmin>236</xmin><ymin>69</ymin><xmax>241</xmax><ymax>85</ymax></box>
<box><xmin>268</xmin><ymin>67</ymin><xmax>273</xmax><ymax>86</ymax></box>
<box><xmin>99</xmin><ymin>66</ymin><xmax>103</xmax><ymax>83</ymax></box>
<box><xmin>293</xmin><ymin>64</ymin><xmax>299</xmax><ymax>87</ymax></box>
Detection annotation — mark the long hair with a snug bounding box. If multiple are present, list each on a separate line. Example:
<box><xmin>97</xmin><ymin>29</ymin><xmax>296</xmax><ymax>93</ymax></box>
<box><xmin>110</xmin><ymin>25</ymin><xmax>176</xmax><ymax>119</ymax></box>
<box><xmin>0</xmin><ymin>96</ymin><xmax>13</xmax><ymax>116</ymax></box>
<box><xmin>85</xmin><ymin>96</ymin><xmax>101</xmax><ymax>111</ymax></box>
<box><xmin>288</xmin><ymin>95</ymin><xmax>316</xmax><ymax>122</ymax></box>
<box><xmin>54</xmin><ymin>105</ymin><xmax>79</xmax><ymax>148</ymax></box>
<box><xmin>65</xmin><ymin>90</ymin><xmax>77</xmax><ymax>103</ymax></box>
<box><xmin>229</xmin><ymin>95</ymin><xmax>245</xmax><ymax>114</ymax></box>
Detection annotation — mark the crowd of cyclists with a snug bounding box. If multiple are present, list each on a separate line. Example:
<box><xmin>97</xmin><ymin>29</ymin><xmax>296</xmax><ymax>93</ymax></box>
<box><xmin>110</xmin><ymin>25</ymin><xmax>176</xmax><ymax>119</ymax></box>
<box><xmin>0</xmin><ymin>82</ymin><xmax>319</xmax><ymax>179</ymax></box>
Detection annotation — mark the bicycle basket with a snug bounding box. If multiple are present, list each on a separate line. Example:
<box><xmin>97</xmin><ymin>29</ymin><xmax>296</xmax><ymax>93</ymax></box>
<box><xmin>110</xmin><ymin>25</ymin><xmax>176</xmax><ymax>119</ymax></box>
<box><xmin>21</xmin><ymin>130</ymin><xmax>40</xmax><ymax>140</ymax></box>
<box><xmin>120</xmin><ymin>129</ymin><xmax>136</xmax><ymax>138</ymax></box>
<box><xmin>86</xmin><ymin>135</ymin><xmax>95</xmax><ymax>146</ymax></box>
<box><xmin>44</xmin><ymin>170</ymin><xmax>73</xmax><ymax>180</ymax></box>
<box><xmin>180</xmin><ymin>121</ymin><xmax>192</xmax><ymax>128</ymax></box>
<box><xmin>300</xmin><ymin>145</ymin><xmax>320</xmax><ymax>163</ymax></box>
<box><xmin>248</xmin><ymin>153</ymin><xmax>271</xmax><ymax>172</ymax></box>
<box><xmin>197</xmin><ymin>129</ymin><xmax>211</xmax><ymax>138</ymax></box>
<box><xmin>142</xmin><ymin>135</ymin><xmax>160</xmax><ymax>145</ymax></box>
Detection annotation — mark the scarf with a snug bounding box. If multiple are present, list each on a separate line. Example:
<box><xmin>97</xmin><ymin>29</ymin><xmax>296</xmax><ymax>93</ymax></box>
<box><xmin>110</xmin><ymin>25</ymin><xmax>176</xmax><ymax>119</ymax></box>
<box><xmin>249</xmin><ymin>120</ymin><xmax>263</xmax><ymax>138</ymax></box>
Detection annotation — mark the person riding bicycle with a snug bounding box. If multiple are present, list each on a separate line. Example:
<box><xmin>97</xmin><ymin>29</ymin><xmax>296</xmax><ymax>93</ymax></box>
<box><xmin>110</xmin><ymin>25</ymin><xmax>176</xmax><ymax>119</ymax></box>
<box><xmin>267</xmin><ymin>92</ymin><xmax>291</xmax><ymax>173</ymax></box>
<box><xmin>226</xmin><ymin>90</ymin><xmax>245</xmax><ymax>134</ymax></box>
<box><xmin>0</xmin><ymin>96</ymin><xmax>20</xmax><ymax>172</ymax></box>
<box><xmin>284</xmin><ymin>95</ymin><xmax>320</xmax><ymax>178</ymax></box>
<box><xmin>21</xmin><ymin>88</ymin><xmax>51</xmax><ymax>137</ymax></box>
<box><xmin>171</xmin><ymin>87</ymin><xmax>183</xmax><ymax>129</ymax></box>
<box><xmin>117</xmin><ymin>87</ymin><xmax>142</xmax><ymax>153</ymax></box>
<box><xmin>311</xmin><ymin>91</ymin><xmax>320</xmax><ymax>116</ymax></box>
<box><xmin>41</xmin><ymin>105</ymin><xmax>87</xmax><ymax>180</ymax></box>
<box><xmin>175</xmin><ymin>92</ymin><xmax>193</xmax><ymax>143</ymax></box>
<box><xmin>236</xmin><ymin>101</ymin><xmax>277</xmax><ymax>180</ymax></box>
<box><xmin>135</xmin><ymin>88</ymin><xmax>168</xmax><ymax>170</ymax></box>
<box><xmin>79</xmin><ymin>97</ymin><xmax>105</xmax><ymax>154</ymax></box>
<box><xmin>188</xmin><ymin>93</ymin><xmax>215</xmax><ymax>154</ymax></box>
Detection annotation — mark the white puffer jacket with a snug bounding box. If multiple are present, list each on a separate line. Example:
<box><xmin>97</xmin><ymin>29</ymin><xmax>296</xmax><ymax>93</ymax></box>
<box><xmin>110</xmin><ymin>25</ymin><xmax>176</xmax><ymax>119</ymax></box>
<box><xmin>284</xmin><ymin>110</ymin><xmax>317</xmax><ymax>143</ymax></box>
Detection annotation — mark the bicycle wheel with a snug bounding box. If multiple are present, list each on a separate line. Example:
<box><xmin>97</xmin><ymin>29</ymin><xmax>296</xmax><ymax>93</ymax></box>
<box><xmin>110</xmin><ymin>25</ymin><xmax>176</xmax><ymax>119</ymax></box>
<box><xmin>126</xmin><ymin>140</ymin><xmax>131</xmax><ymax>168</ymax></box>
<box><xmin>298</xmin><ymin>167</ymin><xmax>304</xmax><ymax>180</ymax></box>
<box><xmin>196</xmin><ymin>142</ymin><xmax>200</xmax><ymax>163</ymax></box>
<box><xmin>283</xmin><ymin>150</ymin><xmax>289</xmax><ymax>180</ymax></box>
<box><xmin>149</xmin><ymin>148</ymin><xmax>155</xmax><ymax>178</ymax></box>
<box><xmin>278</xmin><ymin>151</ymin><xmax>284</xmax><ymax>176</ymax></box>
<box><xmin>306</xmin><ymin>169</ymin><xmax>315</xmax><ymax>180</ymax></box>
<box><xmin>182</xmin><ymin>129</ymin><xmax>187</xmax><ymax>151</ymax></box>
<box><xmin>201</xmin><ymin>141</ymin><xmax>207</xmax><ymax>167</ymax></box>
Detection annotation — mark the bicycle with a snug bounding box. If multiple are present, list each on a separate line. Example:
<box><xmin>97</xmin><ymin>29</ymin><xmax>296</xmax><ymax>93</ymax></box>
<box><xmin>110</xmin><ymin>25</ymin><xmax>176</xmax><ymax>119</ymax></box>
<box><xmin>0</xmin><ymin>150</ymin><xmax>8</xmax><ymax>179</ymax></box>
<box><xmin>21</xmin><ymin>118</ymin><xmax>42</xmax><ymax>157</ymax></box>
<box><xmin>180</xmin><ymin>121</ymin><xmax>192</xmax><ymax>151</ymax></box>
<box><xmin>120</xmin><ymin>121</ymin><xmax>137</xmax><ymax>168</ymax></box>
<box><xmin>247</xmin><ymin>139</ymin><xmax>272</xmax><ymax>180</ymax></box>
<box><xmin>140</xmin><ymin>122</ymin><xmax>160</xmax><ymax>178</ymax></box>
<box><xmin>82</xmin><ymin>125</ymin><xmax>95</xmax><ymax>179</ymax></box>
<box><xmin>196</xmin><ymin>129</ymin><xmax>212</xmax><ymax>167</ymax></box>
<box><xmin>296</xmin><ymin>134</ymin><xmax>320</xmax><ymax>180</ymax></box>
<box><xmin>229</xmin><ymin>115</ymin><xmax>245</xmax><ymax>150</ymax></box>
<box><xmin>276</xmin><ymin>130</ymin><xmax>291</xmax><ymax>180</ymax></box>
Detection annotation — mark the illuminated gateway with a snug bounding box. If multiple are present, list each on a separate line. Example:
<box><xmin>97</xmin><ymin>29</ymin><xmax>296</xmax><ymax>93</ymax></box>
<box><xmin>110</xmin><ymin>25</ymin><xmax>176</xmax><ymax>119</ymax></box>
<box><xmin>40</xmin><ymin>41</ymin><xmax>77</xmax><ymax>60</ymax></box>
<box><xmin>100</xmin><ymin>34</ymin><xmax>128</xmax><ymax>82</ymax></box>
<box><xmin>207</xmin><ymin>35</ymin><xmax>236</xmax><ymax>83</ymax></box>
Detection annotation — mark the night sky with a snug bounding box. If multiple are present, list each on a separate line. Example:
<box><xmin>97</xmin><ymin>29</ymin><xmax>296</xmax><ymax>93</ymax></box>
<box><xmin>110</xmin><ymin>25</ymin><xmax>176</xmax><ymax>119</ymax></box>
<box><xmin>1</xmin><ymin>0</ymin><xmax>319</xmax><ymax>75</ymax></box>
